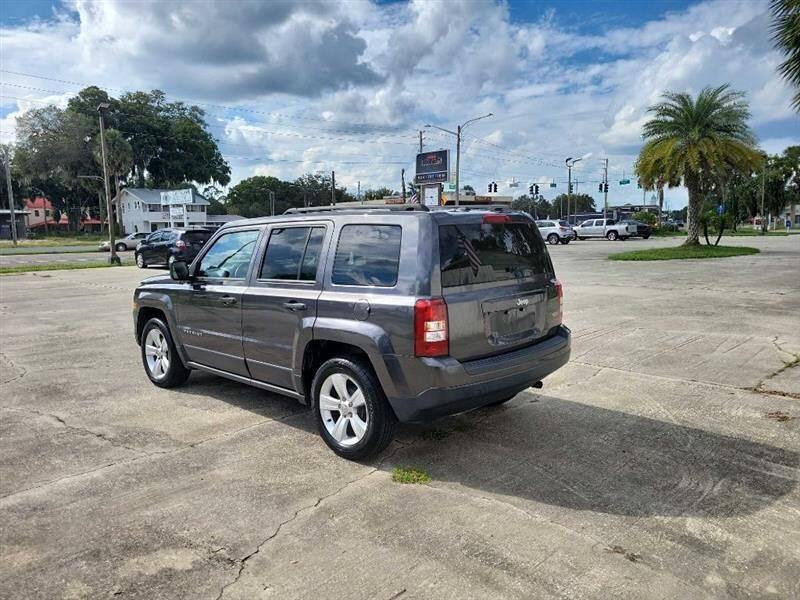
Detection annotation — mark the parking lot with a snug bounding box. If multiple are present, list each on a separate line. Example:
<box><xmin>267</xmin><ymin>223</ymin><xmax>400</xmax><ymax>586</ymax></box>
<box><xmin>1</xmin><ymin>235</ymin><xmax>798</xmax><ymax>599</ymax></box>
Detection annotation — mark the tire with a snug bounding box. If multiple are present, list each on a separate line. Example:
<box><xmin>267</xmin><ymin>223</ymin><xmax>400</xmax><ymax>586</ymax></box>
<box><xmin>560</xmin><ymin>237</ymin><xmax>570</xmax><ymax>245</ymax></box>
<box><xmin>140</xmin><ymin>317</ymin><xmax>190</xmax><ymax>388</ymax></box>
<box><xmin>642</xmin><ymin>234</ymin><xmax>650</xmax><ymax>239</ymax></box>
<box><xmin>578</xmin><ymin>237</ymin><xmax>587</xmax><ymax>241</ymax></box>
<box><xmin>547</xmin><ymin>233</ymin><xmax>559</xmax><ymax>245</ymax></box>
<box><xmin>115</xmin><ymin>243</ymin><xmax>127</xmax><ymax>252</ymax></box>
<box><xmin>312</xmin><ymin>357</ymin><xmax>396</xmax><ymax>460</ymax></box>
<box><xmin>606</xmin><ymin>231</ymin><xmax>618</xmax><ymax>241</ymax></box>
<box><xmin>136</xmin><ymin>252</ymin><xmax>147</xmax><ymax>268</ymax></box>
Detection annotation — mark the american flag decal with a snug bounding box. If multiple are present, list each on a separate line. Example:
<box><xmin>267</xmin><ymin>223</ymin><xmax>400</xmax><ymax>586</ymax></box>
<box><xmin>459</xmin><ymin>235</ymin><xmax>482</xmax><ymax>275</ymax></box>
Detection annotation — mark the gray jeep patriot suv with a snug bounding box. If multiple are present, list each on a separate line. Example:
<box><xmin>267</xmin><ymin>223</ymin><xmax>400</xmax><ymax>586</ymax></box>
<box><xmin>133</xmin><ymin>205</ymin><xmax>571</xmax><ymax>459</ymax></box>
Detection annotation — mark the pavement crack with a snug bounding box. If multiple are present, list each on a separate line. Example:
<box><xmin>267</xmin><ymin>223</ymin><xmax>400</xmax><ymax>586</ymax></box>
<box><xmin>214</xmin><ymin>468</ymin><xmax>379</xmax><ymax>600</ymax></box>
<box><xmin>1</xmin><ymin>406</ymin><xmax>143</xmax><ymax>453</ymax></box>
<box><xmin>0</xmin><ymin>351</ymin><xmax>27</xmax><ymax>384</ymax></box>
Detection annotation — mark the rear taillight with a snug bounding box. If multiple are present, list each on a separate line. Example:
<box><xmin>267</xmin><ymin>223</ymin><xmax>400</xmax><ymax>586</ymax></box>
<box><xmin>175</xmin><ymin>240</ymin><xmax>187</xmax><ymax>250</ymax></box>
<box><xmin>414</xmin><ymin>298</ymin><xmax>449</xmax><ymax>357</ymax></box>
<box><xmin>559</xmin><ymin>227</ymin><xmax>568</xmax><ymax>231</ymax></box>
<box><xmin>555</xmin><ymin>280</ymin><xmax>564</xmax><ymax>324</ymax></box>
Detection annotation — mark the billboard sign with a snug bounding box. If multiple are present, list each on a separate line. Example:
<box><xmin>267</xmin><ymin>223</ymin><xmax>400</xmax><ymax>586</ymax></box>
<box><xmin>160</xmin><ymin>189</ymin><xmax>193</xmax><ymax>205</ymax></box>
<box><xmin>415</xmin><ymin>150</ymin><xmax>449</xmax><ymax>183</ymax></box>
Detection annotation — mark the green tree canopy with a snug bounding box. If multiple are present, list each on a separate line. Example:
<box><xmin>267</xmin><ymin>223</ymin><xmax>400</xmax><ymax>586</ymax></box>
<box><xmin>771</xmin><ymin>0</ymin><xmax>800</xmax><ymax>111</ymax></box>
<box><xmin>552</xmin><ymin>193</ymin><xmax>595</xmax><ymax>214</ymax></box>
<box><xmin>635</xmin><ymin>85</ymin><xmax>763</xmax><ymax>245</ymax></box>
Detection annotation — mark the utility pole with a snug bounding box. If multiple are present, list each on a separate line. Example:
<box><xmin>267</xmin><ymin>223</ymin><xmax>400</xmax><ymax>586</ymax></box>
<box><xmin>760</xmin><ymin>167</ymin><xmax>766</xmax><ymax>235</ymax></box>
<box><xmin>331</xmin><ymin>170</ymin><xmax>336</xmax><ymax>205</ymax></box>
<box><xmin>98</xmin><ymin>103</ymin><xmax>120</xmax><ymax>265</ymax></box>
<box><xmin>425</xmin><ymin>113</ymin><xmax>492</xmax><ymax>207</ymax></box>
<box><xmin>603</xmin><ymin>158</ymin><xmax>609</xmax><ymax>223</ymax></box>
<box><xmin>2</xmin><ymin>145</ymin><xmax>18</xmax><ymax>246</ymax></box>
<box><xmin>419</xmin><ymin>131</ymin><xmax>423</xmax><ymax>153</ymax></box>
<box><xmin>357</xmin><ymin>181</ymin><xmax>361</xmax><ymax>203</ymax></box>
<box><xmin>455</xmin><ymin>125</ymin><xmax>462</xmax><ymax>205</ymax></box>
<box><xmin>401</xmin><ymin>169</ymin><xmax>406</xmax><ymax>202</ymax></box>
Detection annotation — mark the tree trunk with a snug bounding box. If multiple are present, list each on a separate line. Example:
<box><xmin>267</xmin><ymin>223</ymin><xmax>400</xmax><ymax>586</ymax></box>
<box><xmin>115</xmin><ymin>173</ymin><xmax>123</xmax><ymax>229</ymax></box>
<box><xmin>684</xmin><ymin>177</ymin><xmax>701</xmax><ymax>246</ymax></box>
<box><xmin>98</xmin><ymin>191</ymin><xmax>106</xmax><ymax>232</ymax></box>
<box><xmin>657</xmin><ymin>185</ymin><xmax>664</xmax><ymax>227</ymax></box>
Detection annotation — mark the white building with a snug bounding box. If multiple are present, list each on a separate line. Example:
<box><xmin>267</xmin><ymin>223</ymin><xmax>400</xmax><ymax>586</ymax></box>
<box><xmin>117</xmin><ymin>188</ymin><xmax>241</xmax><ymax>234</ymax></box>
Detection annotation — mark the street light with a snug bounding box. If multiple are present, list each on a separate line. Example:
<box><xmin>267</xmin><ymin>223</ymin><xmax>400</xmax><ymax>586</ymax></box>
<box><xmin>426</xmin><ymin>112</ymin><xmax>493</xmax><ymax>205</ymax></box>
<box><xmin>565</xmin><ymin>157</ymin><xmax>582</xmax><ymax>224</ymax></box>
<box><xmin>97</xmin><ymin>102</ymin><xmax>120</xmax><ymax>265</ymax></box>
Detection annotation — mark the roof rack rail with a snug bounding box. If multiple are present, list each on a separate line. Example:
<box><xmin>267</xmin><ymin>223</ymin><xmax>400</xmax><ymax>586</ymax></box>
<box><xmin>284</xmin><ymin>204</ymin><xmax>430</xmax><ymax>214</ymax></box>
<box><xmin>431</xmin><ymin>204</ymin><xmax>515</xmax><ymax>212</ymax></box>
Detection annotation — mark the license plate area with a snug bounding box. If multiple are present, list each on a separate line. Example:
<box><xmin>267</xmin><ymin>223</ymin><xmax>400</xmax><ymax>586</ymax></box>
<box><xmin>482</xmin><ymin>292</ymin><xmax>543</xmax><ymax>346</ymax></box>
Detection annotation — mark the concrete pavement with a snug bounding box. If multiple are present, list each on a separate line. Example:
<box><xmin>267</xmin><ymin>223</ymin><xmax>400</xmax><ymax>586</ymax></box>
<box><xmin>0</xmin><ymin>235</ymin><xmax>798</xmax><ymax>599</ymax></box>
<box><xmin>0</xmin><ymin>249</ymin><xmax>134</xmax><ymax>267</ymax></box>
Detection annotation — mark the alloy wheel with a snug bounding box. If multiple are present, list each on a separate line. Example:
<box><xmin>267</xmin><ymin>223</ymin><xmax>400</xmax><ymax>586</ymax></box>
<box><xmin>144</xmin><ymin>328</ymin><xmax>170</xmax><ymax>380</ymax></box>
<box><xmin>136</xmin><ymin>253</ymin><xmax>145</xmax><ymax>268</ymax></box>
<box><xmin>319</xmin><ymin>373</ymin><xmax>369</xmax><ymax>447</ymax></box>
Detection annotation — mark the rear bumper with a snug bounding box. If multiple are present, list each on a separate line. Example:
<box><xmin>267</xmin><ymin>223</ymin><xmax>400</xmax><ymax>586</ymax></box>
<box><xmin>386</xmin><ymin>325</ymin><xmax>571</xmax><ymax>422</ymax></box>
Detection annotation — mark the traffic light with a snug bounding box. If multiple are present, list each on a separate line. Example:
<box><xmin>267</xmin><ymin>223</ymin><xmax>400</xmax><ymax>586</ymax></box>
<box><xmin>637</xmin><ymin>180</ymin><xmax>642</xmax><ymax>189</ymax></box>
<box><xmin>598</xmin><ymin>183</ymin><xmax>603</xmax><ymax>193</ymax></box>
<box><xmin>529</xmin><ymin>184</ymin><xmax>534</xmax><ymax>195</ymax></box>
<box><xmin>492</xmin><ymin>182</ymin><xmax>498</xmax><ymax>193</ymax></box>
<box><xmin>534</xmin><ymin>184</ymin><xmax>539</xmax><ymax>195</ymax></box>
<box><xmin>568</xmin><ymin>183</ymin><xmax>573</xmax><ymax>194</ymax></box>
<box><xmin>488</xmin><ymin>183</ymin><xmax>492</xmax><ymax>193</ymax></box>
<box><xmin>604</xmin><ymin>182</ymin><xmax>609</xmax><ymax>193</ymax></box>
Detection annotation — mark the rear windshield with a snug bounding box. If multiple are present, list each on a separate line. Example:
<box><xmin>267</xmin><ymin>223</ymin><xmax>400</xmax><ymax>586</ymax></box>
<box><xmin>439</xmin><ymin>220</ymin><xmax>549</xmax><ymax>287</ymax></box>
<box><xmin>183</xmin><ymin>231</ymin><xmax>212</xmax><ymax>243</ymax></box>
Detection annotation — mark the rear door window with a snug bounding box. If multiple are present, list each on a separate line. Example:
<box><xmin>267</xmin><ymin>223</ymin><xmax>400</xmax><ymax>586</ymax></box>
<box><xmin>332</xmin><ymin>224</ymin><xmax>402</xmax><ymax>287</ymax></box>
<box><xmin>439</xmin><ymin>220</ymin><xmax>549</xmax><ymax>287</ymax></box>
<box><xmin>260</xmin><ymin>226</ymin><xmax>326</xmax><ymax>281</ymax></box>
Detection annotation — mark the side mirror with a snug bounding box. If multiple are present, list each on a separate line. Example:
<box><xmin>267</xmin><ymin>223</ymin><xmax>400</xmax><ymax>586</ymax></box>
<box><xmin>170</xmin><ymin>260</ymin><xmax>190</xmax><ymax>281</ymax></box>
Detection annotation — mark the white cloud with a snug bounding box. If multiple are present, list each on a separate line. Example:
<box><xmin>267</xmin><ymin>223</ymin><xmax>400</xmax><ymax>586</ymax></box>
<box><xmin>0</xmin><ymin>0</ymin><xmax>797</xmax><ymax>208</ymax></box>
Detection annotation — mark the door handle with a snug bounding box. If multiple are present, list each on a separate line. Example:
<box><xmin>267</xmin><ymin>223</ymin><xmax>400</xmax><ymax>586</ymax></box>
<box><xmin>282</xmin><ymin>301</ymin><xmax>307</xmax><ymax>312</ymax></box>
<box><xmin>220</xmin><ymin>296</ymin><xmax>237</xmax><ymax>306</ymax></box>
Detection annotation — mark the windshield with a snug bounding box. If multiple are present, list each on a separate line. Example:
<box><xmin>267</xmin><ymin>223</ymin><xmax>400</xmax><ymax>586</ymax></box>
<box><xmin>439</xmin><ymin>220</ymin><xmax>550</xmax><ymax>287</ymax></box>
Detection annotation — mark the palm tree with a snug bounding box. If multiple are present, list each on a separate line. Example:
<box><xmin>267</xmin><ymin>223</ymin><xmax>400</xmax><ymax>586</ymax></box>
<box><xmin>771</xmin><ymin>0</ymin><xmax>800</xmax><ymax>111</ymax></box>
<box><xmin>635</xmin><ymin>85</ymin><xmax>762</xmax><ymax>245</ymax></box>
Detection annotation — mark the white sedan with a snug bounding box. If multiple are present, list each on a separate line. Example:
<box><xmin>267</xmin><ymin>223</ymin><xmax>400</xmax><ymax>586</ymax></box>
<box><xmin>99</xmin><ymin>232</ymin><xmax>149</xmax><ymax>252</ymax></box>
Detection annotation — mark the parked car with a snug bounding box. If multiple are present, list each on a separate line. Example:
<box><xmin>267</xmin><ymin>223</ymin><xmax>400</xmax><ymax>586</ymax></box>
<box><xmin>573</xmin><ymin>218</ymin><xmax>632</xmax><ymax>241</ymax></box>
<box><xmin>99</xmin><ymin>232</ymin><xmax>149</xmax><ymax>252</ymax></box>
<box><xmin>619</xmin><ymin>219</ymin><xmax>652</xmax><ymax>239</ymax></box>
<box><xmin>133</xmin><ymin>206</ymin><xmax>571</xmax><ymax>459</ymax></box>
<box><xmin>535</xmin><ymin>220</ymin><xmax>573</xmax><ymax>244</ymax></box>
<box><xmin>135</xmin><ymin>228</ymin><xmax>212</xmax><ymax>268</ymax></box>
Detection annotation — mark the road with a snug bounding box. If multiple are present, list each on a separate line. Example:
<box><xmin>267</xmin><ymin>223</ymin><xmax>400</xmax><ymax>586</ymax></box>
<box><xmin>0</xmin><ymin>249</ymin><xmax>134</xmax><ymax>266</ymax></box>
<box><xmin>1</xmin><ymin>235</ymin><xmax>798</xmax><ymax>599</ymax></box>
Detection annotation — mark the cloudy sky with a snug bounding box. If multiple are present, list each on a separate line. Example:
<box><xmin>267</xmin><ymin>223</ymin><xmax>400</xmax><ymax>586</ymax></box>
<box><xmin>1</xmin><ymin>0</ymin><xmax>797</xmax><ymax>209</ymax></box>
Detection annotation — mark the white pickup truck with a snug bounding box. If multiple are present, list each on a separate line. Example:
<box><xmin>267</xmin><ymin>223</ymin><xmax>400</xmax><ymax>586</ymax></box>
<box><xmin>573</xmin><ymin>218</ymin><xmax>633</xmax><ymax>241</ymax></box>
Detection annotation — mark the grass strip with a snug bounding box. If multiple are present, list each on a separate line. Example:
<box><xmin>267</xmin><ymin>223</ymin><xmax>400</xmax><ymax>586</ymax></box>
<box><xmin>0</xmin><ymin>260</ymin><xmax>133</xmax><ymax>275</ymax></box>
<box><xmin>609</xmin><ymin>245</ymin><xmax>760</xmax><ymax>261</ymax></box>
<box><xmin>391</xmin><ymin>467</ymin><xmax>432</xmax><ymax>484</ymax></box>
<box><xmin>0</xmin><ymin>246</ymin><xmax>101</xmax><ymax>255</ymax></box>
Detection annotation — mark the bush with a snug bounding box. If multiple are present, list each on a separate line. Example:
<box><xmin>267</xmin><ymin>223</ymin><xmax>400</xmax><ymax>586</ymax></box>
<box><xmin>632</xmin><ymin>211</ymin><xmax>657</xmax><ymax>225</ymax></box>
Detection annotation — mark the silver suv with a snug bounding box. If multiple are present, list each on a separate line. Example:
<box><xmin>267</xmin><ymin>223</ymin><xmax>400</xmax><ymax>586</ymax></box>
<box><xmin>535</xmin><ymin>219</ymin><xmax>573</xmax><ymax>244</ymax></box>
<box><xmin>133</xmin><ymin>205</ymin><xmax>571</xmax><ymax>459</ymax></box>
